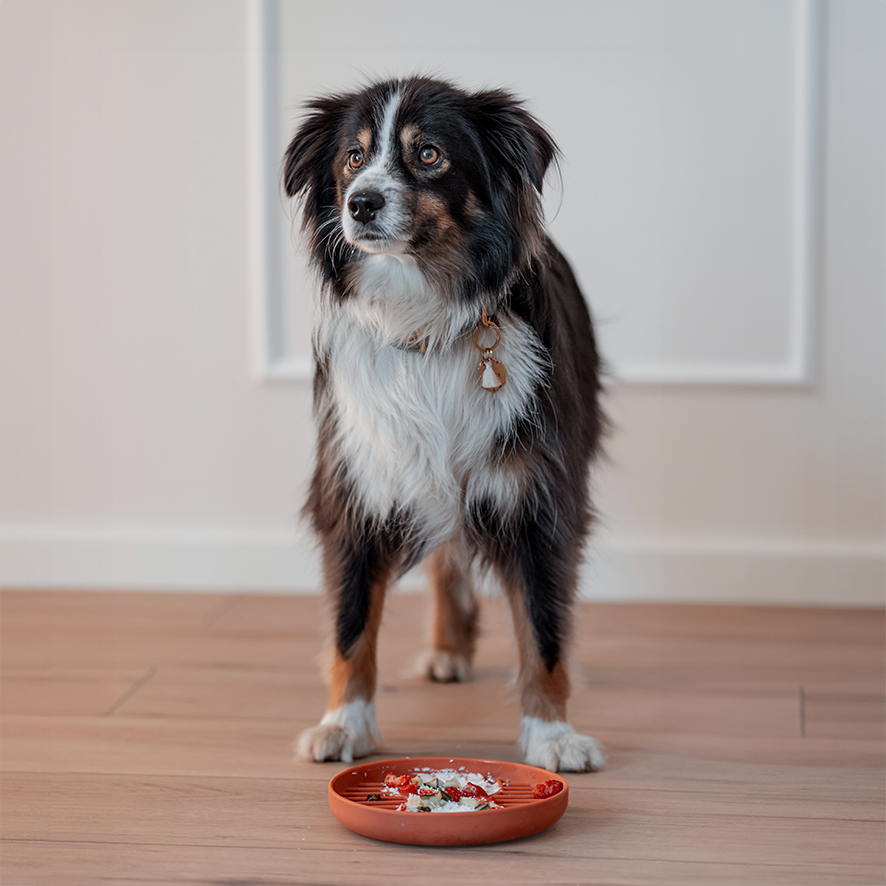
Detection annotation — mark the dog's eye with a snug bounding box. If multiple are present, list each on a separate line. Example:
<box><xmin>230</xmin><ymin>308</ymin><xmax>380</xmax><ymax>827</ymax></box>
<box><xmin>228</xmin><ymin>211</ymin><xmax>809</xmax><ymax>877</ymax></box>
<box><xmin>418</xmin><ymin>145</ymin><xmax>440</xmax><ymax>166</ymax></box>
<box><xmin>348</xmin><ymin>150</ymin><xmax>364</xmax><ymax>170</ymax></box>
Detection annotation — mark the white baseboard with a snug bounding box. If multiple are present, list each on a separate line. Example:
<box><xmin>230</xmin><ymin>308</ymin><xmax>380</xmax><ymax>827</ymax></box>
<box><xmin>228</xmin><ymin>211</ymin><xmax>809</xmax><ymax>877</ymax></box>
<box><xmin>0</xmin><ymin>526</ymin><xmax>323</xmax><ymax>594</ymax></box>
<box><xmin>0</xmin><ymin>525</ymin><xmax>883</xmax><ymax>607</ymax></box>
<box><xmin>586</xmin><ymin>536</ymin><xmax>885</xmax><ymax>607</ymax></box>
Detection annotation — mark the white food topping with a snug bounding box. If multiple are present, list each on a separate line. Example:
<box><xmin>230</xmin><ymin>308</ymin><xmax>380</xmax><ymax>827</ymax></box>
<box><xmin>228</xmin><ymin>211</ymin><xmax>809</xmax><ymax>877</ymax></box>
<box><xmin>383</xmin><ymin>768</ymin><xmax>503</xmax><ymax>813</ymax></box>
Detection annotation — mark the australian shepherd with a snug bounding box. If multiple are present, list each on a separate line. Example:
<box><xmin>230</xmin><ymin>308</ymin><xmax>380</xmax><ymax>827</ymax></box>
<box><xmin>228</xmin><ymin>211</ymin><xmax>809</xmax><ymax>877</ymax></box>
<box><xmin>284</xmin><ymin>76</ymin><xmax>605</xmax><ymax>772</ymax></box>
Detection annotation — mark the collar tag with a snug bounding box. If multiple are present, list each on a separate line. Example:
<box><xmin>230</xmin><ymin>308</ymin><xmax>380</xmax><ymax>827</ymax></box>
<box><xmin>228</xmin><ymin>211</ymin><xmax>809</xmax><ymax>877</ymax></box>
<box><xmin>473</xmin><ymin>309</ymin><xmax>506</xmax><ymax>393</ymax></box>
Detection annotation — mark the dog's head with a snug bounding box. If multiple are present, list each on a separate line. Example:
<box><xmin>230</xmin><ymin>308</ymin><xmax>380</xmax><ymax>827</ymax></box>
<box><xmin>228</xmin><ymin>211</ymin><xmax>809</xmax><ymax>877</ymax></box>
<box><xmin>283</xmin><ymin>77</ymin><xmax>558</xmax><ymax>297</ymax></box>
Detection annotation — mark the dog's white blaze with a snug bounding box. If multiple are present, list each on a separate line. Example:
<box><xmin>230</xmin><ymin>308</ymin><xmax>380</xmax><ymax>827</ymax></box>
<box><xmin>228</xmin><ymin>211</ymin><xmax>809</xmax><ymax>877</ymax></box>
<box><xmin>342</xmin><ymin>90</ymin><xmax>409</xmax><ymax>251</ymax></box>
<box><xmin>318</xmin><ymin>259</ymin><xmax>549</xmax><ymax>551</ymax></box>
<box><xmin>373</xmin><ymin>89</ymin><xmax>402</xmax><ymax>169</ymax></box>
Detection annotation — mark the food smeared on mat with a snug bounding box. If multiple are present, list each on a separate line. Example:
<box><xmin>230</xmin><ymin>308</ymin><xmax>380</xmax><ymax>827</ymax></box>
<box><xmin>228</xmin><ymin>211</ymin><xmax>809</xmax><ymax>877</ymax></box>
<box><xmin>381</xmin><ymin>769</ymin><xmax>503</xmax><ymax>812</ymax></box>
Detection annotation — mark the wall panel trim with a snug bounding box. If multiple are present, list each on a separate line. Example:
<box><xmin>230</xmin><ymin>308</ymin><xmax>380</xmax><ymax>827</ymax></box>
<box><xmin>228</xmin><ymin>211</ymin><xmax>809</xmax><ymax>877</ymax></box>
<box><xmin>248</xmin><ymin>0</ymin><xmax>826</xmax><ymax>387</ymax></box>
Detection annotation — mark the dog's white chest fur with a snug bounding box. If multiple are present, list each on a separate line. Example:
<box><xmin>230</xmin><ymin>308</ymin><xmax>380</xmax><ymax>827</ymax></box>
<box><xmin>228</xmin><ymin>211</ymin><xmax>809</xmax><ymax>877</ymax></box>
<box><xmin>318</xmin><ymin>256</ymin><xmax>548</xmax><ymax>547</ymax></box>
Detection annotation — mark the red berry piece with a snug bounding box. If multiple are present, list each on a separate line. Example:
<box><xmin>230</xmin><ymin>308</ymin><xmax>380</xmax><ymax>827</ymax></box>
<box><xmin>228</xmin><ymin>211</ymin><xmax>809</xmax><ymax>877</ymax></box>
<box><xmin>533</xmin><ymin>779</ymin><xmax>564</xmax><ymax>799</ymax></box>
<box><xmin>461</xmin><ymin>782</ymin><xmax>490</xmax><ymax>801</ymax></box>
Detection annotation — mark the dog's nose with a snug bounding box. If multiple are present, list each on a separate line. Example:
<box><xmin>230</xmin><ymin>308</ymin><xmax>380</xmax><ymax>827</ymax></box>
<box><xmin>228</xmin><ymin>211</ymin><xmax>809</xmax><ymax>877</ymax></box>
<box><xmin>347</xmin><ymin>191</ymin><xmax>386</xmax><ymax>224</ymax></box>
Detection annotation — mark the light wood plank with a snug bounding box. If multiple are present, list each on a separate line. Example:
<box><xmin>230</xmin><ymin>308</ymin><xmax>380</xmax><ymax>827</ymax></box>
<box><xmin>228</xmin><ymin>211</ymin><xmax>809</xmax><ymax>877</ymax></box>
<box><xmin>0</xmin><ymin>667</ymin><xmax>155</xmax><ymax>717</ymax></box>
<box><xmin>3</xmin><ymin>772</ymin><xmax>881</xmax><ymax>845</ymax></box>
<box><xmin>1</xmin><ymin>769</ymin><xmax>883</xmax><ymax>869</ymax></box>
<box><xmin>103</xmin><ymin>663</ymin><xmax>805</xmax><ymax>741</ymax></box>
<box><xmin>0</xmin><ymin>840</ymin><xmax>881</xmax><ymax>886</ymax></box>
<box><xmin>3</xmin><ymin>713</ymin><xmax>882</xmax><ymax>781</ymax></box>
<box><xmin>804</xmin><ymin>692</ymin><xmax>886</xmax><ymax>740</ymax></box>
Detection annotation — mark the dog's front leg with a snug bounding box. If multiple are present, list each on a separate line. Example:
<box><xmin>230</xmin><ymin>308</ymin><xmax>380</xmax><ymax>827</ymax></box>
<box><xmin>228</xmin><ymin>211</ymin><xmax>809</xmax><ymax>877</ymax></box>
<box><xmin>509</xmin><ymin>598</ymin><xmax>605</xmax><ymax>772</ymax></box>
<box><xmin>497</xmin><ymin>516</ymin><xmax>606</xmax><ymax>773</ymax></box>
<box><xmin>295</xmin><ymin>537</ymin><xmax>391</xmax><ymax>763</ymax></box>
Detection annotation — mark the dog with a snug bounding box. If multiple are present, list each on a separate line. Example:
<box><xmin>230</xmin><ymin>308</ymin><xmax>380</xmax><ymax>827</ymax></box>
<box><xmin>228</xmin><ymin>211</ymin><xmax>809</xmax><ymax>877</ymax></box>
<box><xmin>283</xmin><ymin>76</ymin><xmax>605</xmax><ymax>772</ymax></box>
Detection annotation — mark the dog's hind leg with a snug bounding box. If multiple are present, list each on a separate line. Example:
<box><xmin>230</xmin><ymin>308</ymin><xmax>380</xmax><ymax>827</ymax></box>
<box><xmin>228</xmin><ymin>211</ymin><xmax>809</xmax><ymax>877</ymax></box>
<box><xmin>418</xmin><ymin>540</ymin><xmax>478</xmax><ymax>683</ymax></box>
<box><xmin>295</xmin><ymin>536</ymin><xmax>392</xmax><ymax>763</ymax></box>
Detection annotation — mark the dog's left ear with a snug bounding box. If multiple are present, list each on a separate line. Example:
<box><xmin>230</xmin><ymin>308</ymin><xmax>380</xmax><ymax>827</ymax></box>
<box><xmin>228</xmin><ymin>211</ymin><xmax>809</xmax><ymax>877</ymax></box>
<box><xmin>467</xmin><ymin>90</ymin><xmax>559</xmax><ymax>193</ymax></box>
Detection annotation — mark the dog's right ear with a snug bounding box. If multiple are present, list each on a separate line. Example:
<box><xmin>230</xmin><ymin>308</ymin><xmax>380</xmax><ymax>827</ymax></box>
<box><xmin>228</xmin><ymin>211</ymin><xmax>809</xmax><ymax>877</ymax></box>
<box><xmin>282</xmin><ymin>95</ymin><xmax>348</xmax><ymax>230</ymax></box>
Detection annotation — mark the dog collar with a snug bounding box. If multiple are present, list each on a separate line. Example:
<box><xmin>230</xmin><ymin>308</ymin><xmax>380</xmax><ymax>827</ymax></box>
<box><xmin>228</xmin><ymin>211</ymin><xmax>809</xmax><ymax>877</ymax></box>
<box><xmin>391</xmin><ymin>310</ymin><xmax>507</xmax><ymax>393</ymax></box>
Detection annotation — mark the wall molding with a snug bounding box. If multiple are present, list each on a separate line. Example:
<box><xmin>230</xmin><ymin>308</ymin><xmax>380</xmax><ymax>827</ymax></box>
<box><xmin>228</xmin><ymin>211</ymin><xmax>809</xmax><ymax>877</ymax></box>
<box><xmin>2</xmin><ymin>525</ymin><xmax>881</xmax><ymax>607</ymax></box>
<box><xmin>248</xmin><ymin>0</ymin><xmax>825</xmax><ymax>387</ymax></box>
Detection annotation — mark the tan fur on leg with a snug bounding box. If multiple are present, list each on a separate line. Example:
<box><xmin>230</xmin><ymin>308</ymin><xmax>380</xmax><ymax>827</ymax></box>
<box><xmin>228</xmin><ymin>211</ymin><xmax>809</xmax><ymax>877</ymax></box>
<box><xmin>506</xmin><ymin>584</ymin><xmax>605</xmax><ymax>772</ymax></box>
<box><xmin>506</xmin><ymin>585</ymin><xmax>569</xmax><ymax>721</ymax></box>
<box><xmin>296</xmin><ymin>570</ymin><xmax>389</xmax><ymax>763</ymax></box>
<box><xmin>419</xmin><ymin>541</ymin><xmax>478</xmax><ymax>682</ymax></box>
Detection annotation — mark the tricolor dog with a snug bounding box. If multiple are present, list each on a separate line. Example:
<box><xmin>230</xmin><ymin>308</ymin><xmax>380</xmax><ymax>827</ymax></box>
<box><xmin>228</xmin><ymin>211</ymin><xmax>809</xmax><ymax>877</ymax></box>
<box><xmin>284</xmin><ymin>76</ymin><xmax>605</xmax><ymax>772</ymax></box>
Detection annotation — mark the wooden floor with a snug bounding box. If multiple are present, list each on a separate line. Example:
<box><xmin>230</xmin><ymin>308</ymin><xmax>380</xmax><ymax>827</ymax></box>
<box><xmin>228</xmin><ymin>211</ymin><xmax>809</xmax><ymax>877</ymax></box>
<box><xmin>1</xmin><ymin>590</ymin><xmax>883</xmax><ymax>886</ymax></box>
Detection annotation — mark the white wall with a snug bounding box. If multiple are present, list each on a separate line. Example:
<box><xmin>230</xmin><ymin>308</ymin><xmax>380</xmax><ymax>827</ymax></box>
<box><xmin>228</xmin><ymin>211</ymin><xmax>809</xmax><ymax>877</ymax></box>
<box><xmin>0</xmin><ymin>0</ymin><xmax>883</xmax><ymax>605</ymax></box>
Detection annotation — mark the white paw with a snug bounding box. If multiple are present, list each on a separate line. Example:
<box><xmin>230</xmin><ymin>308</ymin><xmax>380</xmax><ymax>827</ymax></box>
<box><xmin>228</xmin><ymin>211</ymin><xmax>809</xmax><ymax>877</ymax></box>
<box><xmin>416</xmin><ymin>650</ymin><xmax>471</xmax><ymax>683</ymax></box>
<box><xmin>518</xmin><ymin>717</ymin><xmax>606</xmax><ymax>772</ymax></box>
<box><xmin>295</xmin><ymin>700</ymin><xmax>380</xmax><ymax>763</ymax></box>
